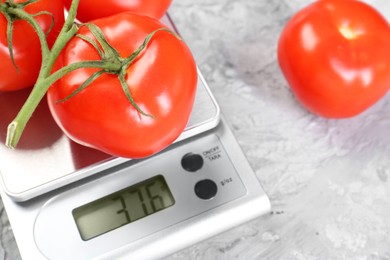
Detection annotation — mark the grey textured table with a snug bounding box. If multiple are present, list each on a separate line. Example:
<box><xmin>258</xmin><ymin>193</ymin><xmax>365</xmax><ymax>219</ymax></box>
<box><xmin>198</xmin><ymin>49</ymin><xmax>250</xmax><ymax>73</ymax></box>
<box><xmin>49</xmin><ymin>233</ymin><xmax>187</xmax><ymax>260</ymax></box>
<box><xmin>2</xmin><ymin>0</ymin><xmax>390</xmax><ymax>259</ymax></box>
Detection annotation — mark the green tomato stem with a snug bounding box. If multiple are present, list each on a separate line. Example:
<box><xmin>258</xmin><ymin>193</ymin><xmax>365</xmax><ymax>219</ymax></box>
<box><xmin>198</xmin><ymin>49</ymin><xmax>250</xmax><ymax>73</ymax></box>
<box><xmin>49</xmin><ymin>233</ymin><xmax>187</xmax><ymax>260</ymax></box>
<box><xmin>6</xmin><ymin>79</ymin><xmax>48</xmax><ymax>149</ymax></box>
<box><xmin>5</xmin><ymin>0</ymin><xmax>82</xmax><ymax>149</ymax></box>
<box><xmin>7</xmin><ymin>7</ymin><xmax>50</xmax><ymax>60</ymax></box>
<box><xmin>43</xmin><ymin>0</ymin><xmax>80</xmax><ymax>77</ymax></box>
<box><xmin>46</xmin><ymin>60</ymin><xmax>121</xmax><ymax>87</ymax></box>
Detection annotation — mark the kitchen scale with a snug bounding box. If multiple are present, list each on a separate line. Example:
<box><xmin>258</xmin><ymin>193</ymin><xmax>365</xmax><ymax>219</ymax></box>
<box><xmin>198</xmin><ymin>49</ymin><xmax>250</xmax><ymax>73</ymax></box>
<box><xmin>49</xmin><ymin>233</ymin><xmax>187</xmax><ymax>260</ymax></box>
<box><xmin>0</xmin><ymin>15</ymin><xmax>270</xmax><ymax>260</ymax></box>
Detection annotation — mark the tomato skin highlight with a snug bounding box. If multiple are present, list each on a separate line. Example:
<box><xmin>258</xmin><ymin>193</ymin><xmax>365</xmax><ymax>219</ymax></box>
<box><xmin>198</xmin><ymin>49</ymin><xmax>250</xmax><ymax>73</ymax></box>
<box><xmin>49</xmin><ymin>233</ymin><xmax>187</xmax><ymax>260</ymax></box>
<box><xmin>0</xmin><ymin>0</ymin><xmax>65</xmax><ymax>91</ymax></box>
<box><xmin>63</xmin><ymin>0</ymin><xmax>172</xmax><ymax>22</ymax></box>
<box><xmin>278</xmin><ymin>0</ymin><xmax>390</xmax><ymax>118</ymax></box>
<box><xmin>47</xmin><ymin>13</ymin><xmax>198</xmax><ymax>158</ymax></box>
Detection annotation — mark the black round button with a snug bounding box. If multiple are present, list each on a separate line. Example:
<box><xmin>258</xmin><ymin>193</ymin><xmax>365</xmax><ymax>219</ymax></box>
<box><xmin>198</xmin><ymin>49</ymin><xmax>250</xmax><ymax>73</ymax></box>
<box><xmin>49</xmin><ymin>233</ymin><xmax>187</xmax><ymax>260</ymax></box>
<box><xmin>181</xmin><ymin>153</ymin><xmax>204</xmax><ymax>172</ymax></box>
<box><xmin>194</xmin><ymin>179</ymin><xmax>218</xmax><ymax>200</ymax></box>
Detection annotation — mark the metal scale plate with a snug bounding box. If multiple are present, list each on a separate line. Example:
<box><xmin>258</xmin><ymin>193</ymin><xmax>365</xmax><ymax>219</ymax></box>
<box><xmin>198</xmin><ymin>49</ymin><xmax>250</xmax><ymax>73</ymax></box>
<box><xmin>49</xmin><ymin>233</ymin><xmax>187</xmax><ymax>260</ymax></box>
<box><xmin>0</xmin><ymin>68</ymin><xmax>220</xmax><ymax>202</ymax></box>
<box><xmin>0</xmin><ymin>15</ymin><xmax>270</xmax><ymax>260</ymax></box>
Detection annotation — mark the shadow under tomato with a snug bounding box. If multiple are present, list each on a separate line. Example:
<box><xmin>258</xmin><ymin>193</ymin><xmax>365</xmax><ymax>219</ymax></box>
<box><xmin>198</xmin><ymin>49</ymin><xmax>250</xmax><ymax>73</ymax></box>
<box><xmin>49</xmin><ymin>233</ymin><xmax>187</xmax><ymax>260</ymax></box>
<box><xmin>0</xmin><ymin>88</ymin><xmax>63</xmax><ymax>150</ymax></box>
<box><xmin>69</xmin><ymin>140</ymin><xmax>114</xmax><ymax>170</ymax></box>
<box><xmin>1</xmin><ymin>88</ymin><xmax>114</xmax><ymax>170</ymax></box>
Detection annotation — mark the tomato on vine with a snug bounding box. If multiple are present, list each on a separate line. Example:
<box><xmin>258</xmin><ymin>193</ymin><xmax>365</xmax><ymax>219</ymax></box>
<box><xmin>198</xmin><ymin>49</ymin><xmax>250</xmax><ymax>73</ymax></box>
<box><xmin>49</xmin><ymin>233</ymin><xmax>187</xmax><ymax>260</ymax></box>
<box><xmin>278</xmin><ymin>0</ymin><xmax>390</xmax><ymax>118</ymax></box>
<box><xmin>0</xmin><ymin>0</ymin><xmax>65</xmax><ymax>91</ymax></box>
<box><xmin>47</xmin><ymin>12</ymin><xmax>198</xmax><ymax>158</ymax></box>
<box><xmin>2</xmin><ymin>0</ymin><xmax>198</xmax><ymax>159</ymax></box>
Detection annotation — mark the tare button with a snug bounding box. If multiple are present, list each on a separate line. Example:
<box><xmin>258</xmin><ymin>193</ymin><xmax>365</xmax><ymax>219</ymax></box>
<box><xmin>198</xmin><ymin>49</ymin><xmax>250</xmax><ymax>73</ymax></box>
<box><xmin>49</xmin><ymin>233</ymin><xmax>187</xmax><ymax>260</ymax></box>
<box><xmin>181</xmin><ymin>153</ymin><xmax>204</xmax><ymax>172</ymax></box>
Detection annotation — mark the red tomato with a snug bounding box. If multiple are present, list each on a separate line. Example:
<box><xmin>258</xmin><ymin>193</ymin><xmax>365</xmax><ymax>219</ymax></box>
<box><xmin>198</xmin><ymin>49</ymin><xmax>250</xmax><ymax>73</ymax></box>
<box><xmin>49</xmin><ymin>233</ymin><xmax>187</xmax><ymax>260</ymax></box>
<box><xmin>47</xmin><ymin>13</ymin><xmax>198</xmax><ymax>158</ymax></box>
<box><xmin>278</xmin><ymin>0</ymin><xmax>390</xmax><ymax>118</ymax></box>
<box><xmin>63</xmin><ymin>0</ymin><xmax>172</xmax><ymax>22</ymax></box>
<box><xmin>0</xmin><ymin>0</ymin><xmax>65</xmax><ymax>91</ymax></box>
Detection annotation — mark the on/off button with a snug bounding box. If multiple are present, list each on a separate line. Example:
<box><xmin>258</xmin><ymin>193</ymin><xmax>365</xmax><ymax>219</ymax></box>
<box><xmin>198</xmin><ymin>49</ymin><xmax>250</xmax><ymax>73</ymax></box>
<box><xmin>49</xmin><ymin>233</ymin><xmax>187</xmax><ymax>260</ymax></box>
<box><xmin>181</xmin><ymin>153</ymin><xmax>204</xmax><ymax>172</ymax></box>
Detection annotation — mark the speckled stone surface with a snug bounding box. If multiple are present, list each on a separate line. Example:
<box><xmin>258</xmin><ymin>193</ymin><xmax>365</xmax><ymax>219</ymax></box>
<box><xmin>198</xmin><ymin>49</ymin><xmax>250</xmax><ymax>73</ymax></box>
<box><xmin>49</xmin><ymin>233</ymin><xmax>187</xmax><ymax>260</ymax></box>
<box><xmin>2</xmin><ymin>0</ymin><xmax>390</xmax><ymax>259</ymax></box>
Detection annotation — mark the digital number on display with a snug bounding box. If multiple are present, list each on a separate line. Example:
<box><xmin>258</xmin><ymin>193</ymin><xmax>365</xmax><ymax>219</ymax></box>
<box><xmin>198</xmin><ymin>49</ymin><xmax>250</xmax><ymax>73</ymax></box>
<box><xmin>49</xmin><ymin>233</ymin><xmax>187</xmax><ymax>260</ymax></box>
<box><xmin>73</xmin><ymin>175</ymin><xmax>175</xmax><ymax>241</ymax></box>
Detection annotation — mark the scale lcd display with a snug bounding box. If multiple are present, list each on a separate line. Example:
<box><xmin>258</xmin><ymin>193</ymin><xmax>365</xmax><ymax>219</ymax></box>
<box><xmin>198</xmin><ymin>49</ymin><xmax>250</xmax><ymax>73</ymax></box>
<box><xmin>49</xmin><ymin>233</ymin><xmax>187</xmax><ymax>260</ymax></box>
<box><xmin>73</xmin><ymin>175</ymin><xmax>175</xmax><ymax>241</ymax></box>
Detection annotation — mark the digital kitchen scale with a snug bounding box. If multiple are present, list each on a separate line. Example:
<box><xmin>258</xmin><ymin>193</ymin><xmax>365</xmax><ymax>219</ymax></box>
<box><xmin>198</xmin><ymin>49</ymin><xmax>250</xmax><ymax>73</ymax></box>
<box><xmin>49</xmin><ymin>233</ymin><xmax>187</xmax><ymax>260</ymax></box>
<box><xmin>0</xmin><ymin>16</ymin><xmax>270</xmax><ymax>260</ymax></box>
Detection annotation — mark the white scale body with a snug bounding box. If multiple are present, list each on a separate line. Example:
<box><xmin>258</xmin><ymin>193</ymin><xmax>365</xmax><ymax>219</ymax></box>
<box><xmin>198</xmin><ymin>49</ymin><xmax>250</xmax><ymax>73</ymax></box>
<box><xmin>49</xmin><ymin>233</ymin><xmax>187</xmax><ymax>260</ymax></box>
<box><xmin>0</xmin><ymin>16</ymin><xmax>270</xmax><ymax>260</ymax></box>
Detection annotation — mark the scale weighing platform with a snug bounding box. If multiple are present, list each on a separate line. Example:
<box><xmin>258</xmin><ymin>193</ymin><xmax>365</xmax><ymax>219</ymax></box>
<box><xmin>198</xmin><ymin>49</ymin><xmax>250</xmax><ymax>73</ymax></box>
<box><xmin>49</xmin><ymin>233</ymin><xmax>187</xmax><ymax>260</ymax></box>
<box><xmin>0</xmin><ymin>16</ymin><xmax>270</xmax><ymax>260</ymax></box>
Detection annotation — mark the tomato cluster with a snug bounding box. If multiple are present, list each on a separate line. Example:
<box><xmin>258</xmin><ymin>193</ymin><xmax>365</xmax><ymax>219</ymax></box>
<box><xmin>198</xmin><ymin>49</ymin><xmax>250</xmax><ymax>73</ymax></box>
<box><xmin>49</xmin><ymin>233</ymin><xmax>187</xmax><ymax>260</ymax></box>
<box><xmin>1</xmin><ymin>0</ymin><xmax>198</xmax><ymax>158</ymax></box>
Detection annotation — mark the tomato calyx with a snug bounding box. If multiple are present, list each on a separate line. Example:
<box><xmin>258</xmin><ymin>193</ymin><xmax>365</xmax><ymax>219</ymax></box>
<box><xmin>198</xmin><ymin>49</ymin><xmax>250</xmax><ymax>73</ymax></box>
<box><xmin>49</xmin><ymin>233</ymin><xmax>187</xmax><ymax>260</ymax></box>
<box><xmin>0</xmin><ymin>0</ymin><xmax>38</xmax><ymax>15</ymax></box>
<box><xmin>56</xmin><ymin>24</ymin><xmax>177</xmax><ymax>117</ymax></box>
<box><xmin>0</xmin><ymin>0</ymin><xmax>54</xmax><ymax>72</ymax></box>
